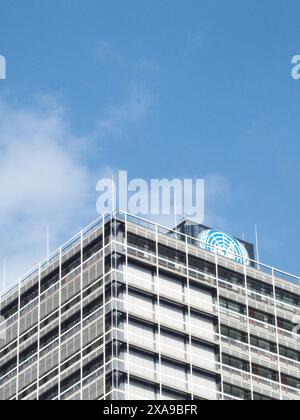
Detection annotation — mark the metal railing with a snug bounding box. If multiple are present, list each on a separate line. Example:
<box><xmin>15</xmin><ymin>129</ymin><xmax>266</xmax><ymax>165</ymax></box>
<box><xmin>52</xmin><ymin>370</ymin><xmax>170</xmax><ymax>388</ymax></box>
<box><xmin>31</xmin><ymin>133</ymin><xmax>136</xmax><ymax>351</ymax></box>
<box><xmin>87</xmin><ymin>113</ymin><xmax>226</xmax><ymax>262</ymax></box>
<box><xmin>1</xmin><ymin>211</ymin><xmax>300</xmax><ymax>306</ymax></box>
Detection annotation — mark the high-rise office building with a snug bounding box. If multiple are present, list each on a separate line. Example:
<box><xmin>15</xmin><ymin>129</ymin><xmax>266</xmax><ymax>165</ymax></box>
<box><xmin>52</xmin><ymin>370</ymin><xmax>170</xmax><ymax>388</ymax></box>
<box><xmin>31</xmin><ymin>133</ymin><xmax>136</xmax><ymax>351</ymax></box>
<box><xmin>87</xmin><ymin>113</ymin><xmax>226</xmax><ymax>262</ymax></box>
<box><xmin>0</xmin><ymin>212</ymin><xmax>299</xmax><ymax>400</ymax></box>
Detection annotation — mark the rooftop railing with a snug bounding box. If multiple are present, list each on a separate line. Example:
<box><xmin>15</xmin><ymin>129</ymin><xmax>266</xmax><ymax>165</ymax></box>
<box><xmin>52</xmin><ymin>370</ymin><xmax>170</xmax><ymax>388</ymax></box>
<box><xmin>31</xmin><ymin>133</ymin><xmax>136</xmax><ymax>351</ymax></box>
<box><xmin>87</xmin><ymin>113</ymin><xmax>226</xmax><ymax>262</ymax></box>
<box><xmin>1</xmin><ymin>211</ymin><xmax>299</xmax><ymax>304</ymax></box>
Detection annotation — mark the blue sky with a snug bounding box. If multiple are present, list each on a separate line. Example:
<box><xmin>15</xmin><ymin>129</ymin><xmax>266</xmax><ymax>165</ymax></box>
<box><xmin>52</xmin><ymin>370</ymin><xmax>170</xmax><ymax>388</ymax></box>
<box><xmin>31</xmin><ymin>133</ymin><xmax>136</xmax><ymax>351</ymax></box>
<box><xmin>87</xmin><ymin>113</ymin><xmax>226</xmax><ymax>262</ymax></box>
<box><xmin>0</xmin><ymin>0</ymin><xmax>300</xmax><ymax>285</ymax></box>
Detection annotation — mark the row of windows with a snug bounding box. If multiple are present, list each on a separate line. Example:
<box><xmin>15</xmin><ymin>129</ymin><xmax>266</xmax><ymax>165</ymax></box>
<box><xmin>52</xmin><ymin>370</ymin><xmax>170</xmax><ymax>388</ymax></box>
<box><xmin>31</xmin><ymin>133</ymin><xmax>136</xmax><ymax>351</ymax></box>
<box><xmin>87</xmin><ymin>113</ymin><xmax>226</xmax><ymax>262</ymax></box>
<box><xmin>127</xmin><ymin>233</ymin><xmax>300</xmax><ymax>309</ymax></box>
<box><xmin>3</xmin><ymin>332</ymin><xmax>108</xmax><ymax>400</ymax></box>
<box><xmin>2</xmin><ymin>262</ymin><xmax>211</xmax><ymax>384</ymax></box>
<box><xmin>1</xmin><ymin>233</ymin><xmax>107</xmax><ymax>321</ymax></box>
<box><xmin>2</xmin><ymin>228</ymin><xmax>299</xmax><ymax>338</ymax></box>
<box><xmin>39</xmin><ymin>354</ymin><xmax>104</xmax><ymax>400</ymax></box>
<box><xmin>219</xmin><ymin>268</ymin><xmax>300</xmax><ymax>307</ymax></box>
<box><xmin>0</xmin><ymin>290</ymin><xmax>108</xmax><ymax>382</ymax></box>
<box><xmin>221</xmin><ymin>325</ymin><xmax>300</xmax><ymax>362</ymax></box>
<box><xmin>220</xmin><ymin>297</ymin><xmax>297</xmax><ymax>333</ymax></box>
<box><xmin>0</xmin><ymin>271</ymin><xmax>109</xmax><ymax>364</ymax></box>
<box><xmin>223</xmin><ymin>353</ymin><xmax>279</xmax><ymax>382</ymax></box>
<box><xmin>223</xmin><ymin>353</ymin><xmax>300</xmax><ymax>389</ymax></box>
<box><xmin>119</xmin><ymin>376</ymin><xmax>188</xmax><ymax>400</ymax></box>
<box><xmin>3</xmin><ymin>300</ymin><xmax>103</xmax><ymax>377</ymax></box>
<box><xmin>223</xmin><ymin>383</ymin><xmax>274</xmax><ymax>400</ymax></box>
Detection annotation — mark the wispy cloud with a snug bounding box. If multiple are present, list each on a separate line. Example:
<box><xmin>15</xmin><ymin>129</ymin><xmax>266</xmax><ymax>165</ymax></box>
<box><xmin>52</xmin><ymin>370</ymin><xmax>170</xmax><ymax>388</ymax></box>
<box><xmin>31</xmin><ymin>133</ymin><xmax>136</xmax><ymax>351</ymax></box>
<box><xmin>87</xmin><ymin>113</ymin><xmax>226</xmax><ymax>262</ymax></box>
<box><xmin>136</xmin><ymin>59</ymin><xmax>159</xmax><ymax>72</ymax></box>
<box><xmin>96</xmin><ymin>41</ymin><xmax>159</xmax><ymax>72</ymax></box>
<box><xmin>0</xmin><ymin>97</ymin><xmax>93</xmax><ymax>286</ymax></box>
<box><xmin>95</xmin><ymin>83</ymin><xmax>154</xmax><ymax>139</ymax></box>
<box><xmin>0</xmin><ymin>87</ymin><xmax>230</xmax><ymax>290</ymax></box>
<box><xmin>0</xmin><ymin>85</ymin><xmax>155</xmax><ymax>287</ymax></box>
<box><xmin>96</xmin><ymin>41</ymin><xmax>126</xmax><ymax>65</ymax></box>
<box><xmin>186</xmin><ymin>25</ymin><xmax>208</xmax><ymax>52</ymax></box>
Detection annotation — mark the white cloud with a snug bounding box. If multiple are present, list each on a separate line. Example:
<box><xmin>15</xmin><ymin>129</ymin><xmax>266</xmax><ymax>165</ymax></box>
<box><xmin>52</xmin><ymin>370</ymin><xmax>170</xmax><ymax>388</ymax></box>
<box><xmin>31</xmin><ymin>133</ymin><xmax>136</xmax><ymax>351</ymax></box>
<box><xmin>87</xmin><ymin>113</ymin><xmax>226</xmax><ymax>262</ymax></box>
<box><xmin>95</xmin><ymin>83</ymin><xmax>154</xmax><ymax>139</ymax></box>
<box><xmin>96</xmin><ymin>41</ymin><xmax>159</xmax><ymax>72</ymax></box>
<box><xmin>0</xmin><ymin>89</ymin><xmax>230</xmax><ymax>291</ymax></box>
<box><xmin>96</xmin><ymin>41</ymin><xmax>126</xmax><ymax>65</ymax></box>
<box><xmin>0</xmin><ymin>85</ymin><xmax>155</xmax><ymax>289</ymax></box>
<box><xmin>186</xmin><ymin>25</ymin><xmax>208</xmax><ymax>51</ymax></box>
<box><xmin>0</xmin><ymin>98</ymin><xmax>92</xmax><ymax>287</ymax></box>
<box><xmin>136</xmin><ymin>59</ymin><xmax>159</xmax><ymax>72</ymax></box>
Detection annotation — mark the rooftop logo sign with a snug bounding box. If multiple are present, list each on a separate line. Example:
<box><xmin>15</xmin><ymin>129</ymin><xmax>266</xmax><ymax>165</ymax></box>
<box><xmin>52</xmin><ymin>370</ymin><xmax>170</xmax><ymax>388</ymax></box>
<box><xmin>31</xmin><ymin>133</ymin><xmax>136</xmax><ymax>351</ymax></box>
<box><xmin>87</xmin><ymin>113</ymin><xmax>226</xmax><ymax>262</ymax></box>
<box><xmin>198</xmin><ymin>229</ymin><xmax>250</xmax><ymax>265</ymax></box>
<box><xmin>0</xmin><ymin>55</ymin><xmax>6</xmax><ymax>80</ymax></box>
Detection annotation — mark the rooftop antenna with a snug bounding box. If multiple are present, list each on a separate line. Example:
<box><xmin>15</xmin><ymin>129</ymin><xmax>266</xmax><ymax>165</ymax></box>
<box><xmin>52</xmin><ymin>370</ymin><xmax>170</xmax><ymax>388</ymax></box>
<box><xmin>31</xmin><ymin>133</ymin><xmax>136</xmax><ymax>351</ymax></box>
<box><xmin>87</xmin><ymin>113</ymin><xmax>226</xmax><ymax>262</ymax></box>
<box><xmin>242</xmin><ymin>233</ymin><xmax>245</xmax><ymax>241</ymax></box>
<box><xmin>111</xmin><ymin>174</ymin><xmax>116</xmax><ymax>214</ymax></box>
<box><xmin>2</xmin><ymin>259</ymin><xmax>6</xmax><ymax>294</ymax></box>
<box><xmin>255</xmin><ymin>224</ymin><xmax>260</xmax><ymax>268</ymax></box>
<box><xmin>174</xmin><ymin>191</ymin><xmax>178</xmax><ymax>232</ymax></box>
<box><xmin>46</xmin><ymin>225</ymin><xmax>50</xmax><ymax>260</ymax></box>
<box><xmin>0</xmin><ymin>259</ymin><xmax>6</xmax><ymax>312</ymax></box>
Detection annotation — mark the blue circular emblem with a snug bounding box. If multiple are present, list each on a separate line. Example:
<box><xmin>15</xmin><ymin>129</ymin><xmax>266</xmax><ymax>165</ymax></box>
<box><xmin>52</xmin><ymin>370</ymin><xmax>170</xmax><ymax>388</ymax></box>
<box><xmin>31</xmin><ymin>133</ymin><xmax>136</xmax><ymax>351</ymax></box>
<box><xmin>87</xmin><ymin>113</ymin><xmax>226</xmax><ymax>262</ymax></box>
<box><xmin>198</xmin><ymin>229</ymin><xmax>249</xmax><ymax>265</ymax></box>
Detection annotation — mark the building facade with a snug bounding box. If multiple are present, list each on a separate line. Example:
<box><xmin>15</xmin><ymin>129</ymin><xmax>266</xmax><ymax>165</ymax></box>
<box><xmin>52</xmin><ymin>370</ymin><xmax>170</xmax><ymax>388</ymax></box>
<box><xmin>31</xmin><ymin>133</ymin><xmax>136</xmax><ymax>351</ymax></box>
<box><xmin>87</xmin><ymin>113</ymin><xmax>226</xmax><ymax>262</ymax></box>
<box><xmin>0</xmin><ymin>212</ymin><xmax>300</xmax><ymax>400</ymax></box>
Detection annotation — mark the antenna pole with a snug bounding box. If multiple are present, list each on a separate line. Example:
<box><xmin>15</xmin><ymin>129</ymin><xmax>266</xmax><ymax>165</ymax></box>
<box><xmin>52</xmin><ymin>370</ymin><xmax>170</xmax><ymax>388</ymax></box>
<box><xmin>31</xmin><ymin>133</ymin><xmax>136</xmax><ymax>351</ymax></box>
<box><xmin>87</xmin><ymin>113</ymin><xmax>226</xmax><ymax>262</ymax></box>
<box><xmin>0</xmin><ymin>259</ymin><xmax>6</xmax><ymax>313</ymax></box>
<box><xmin>111</xmin><ymin>174</ymin><xmax>116</xmax><ymax>214</ymax></box>
<box><xmin>47</xmin><ymin>225</ymin><xmax>50</xmax><ymax>260</ymax></box>
<box><xmin>174</xmin><ymin>191</ymin><xmax>177</xmax><ymax>231</ymax></box>
<box><xmin>2</xmin><ymin>259</ymin><xmax>6</xmax><ymax>294</ymax></box>
<box><xmin>255</xmin><ymin>224</ymin><xmax>260</xmax><ymax>268</ymax></box>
